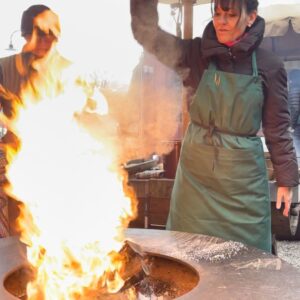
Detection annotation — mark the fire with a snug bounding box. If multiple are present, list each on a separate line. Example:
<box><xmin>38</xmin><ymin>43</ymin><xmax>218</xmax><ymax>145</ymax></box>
<box><xmin>3</xmin><ymin>47</ymin><xmax>136</xmax><ymax>298</ymax></box>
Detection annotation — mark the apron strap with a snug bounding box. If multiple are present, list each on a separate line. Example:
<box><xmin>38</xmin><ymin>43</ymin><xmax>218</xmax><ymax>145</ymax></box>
<box><xmin>251</xmin><ymin>51</ymin><xmax>258</xmax><ymax>77</ymax></box>
<box><xmin>208</xmin><ymin>60</ymin><xmax>217</xmax><ymax>71</ymax></box>
<box><xmin>208</xmin><ymin>51</ymin><xmax>258</xmax><ymax>77</ymax></box>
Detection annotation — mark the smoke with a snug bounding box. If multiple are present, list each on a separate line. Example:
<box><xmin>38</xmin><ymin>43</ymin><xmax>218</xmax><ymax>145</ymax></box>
<box><xmin>16</xmin><ymin>0</ymin><xmax>187</xmax><ymax>163</ymax></box>
<box><xmin>57</xmin><ymin>1</ymin><xmax>186</xmax><ymax>162</ymax></box>
<box><xmin>102</xmin><ymin>51</ymin><xmax>184</xmax><ymax>163</ymax></box>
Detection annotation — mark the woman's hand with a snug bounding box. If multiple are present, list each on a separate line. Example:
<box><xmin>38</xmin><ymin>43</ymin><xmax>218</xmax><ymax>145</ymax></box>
<box><xmin>276</xmin><ymin>186</ymin><xmax>293</xmax><ymax>217</ymax></box>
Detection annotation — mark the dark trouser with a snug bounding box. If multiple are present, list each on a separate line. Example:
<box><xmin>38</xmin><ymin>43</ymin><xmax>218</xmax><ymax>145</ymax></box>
<box><xmin>0</xmin><ymin>150</ymin><xmax>9</xmax><ymax>237</ymax></box>
<box><xmin>0</xmin><ymin>189</ymin><xmax>9</xmax><ymax>237</ymax></box>
<box><xmin>0</xmin><ymin>186</ymin><xmax>21</xmax><ymax>237</ymax></box>
<box><xmin>0</xmin><ymin>149</ymin><xmax>21</xmax><ymax>237</ymax></box>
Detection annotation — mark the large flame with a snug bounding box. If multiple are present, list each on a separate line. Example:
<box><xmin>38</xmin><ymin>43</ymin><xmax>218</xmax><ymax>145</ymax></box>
<box><xmin>3</xmin><ymin>47</ymin><xmax>136</xmax><ymax>299</ymax></box>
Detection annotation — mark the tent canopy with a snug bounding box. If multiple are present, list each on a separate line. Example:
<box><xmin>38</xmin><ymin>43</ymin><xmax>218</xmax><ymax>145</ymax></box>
<box><xmin>260</xmin><ymin>4</ymin><xmax>300</xmax><ymax>37</ymax></box>
<box><xmin>159</xmin><ymin>1</ymin><xmax>300</xmax><ymax>38</ymax></box>
<box><xmin>159</xmin><ymin>0</ymin><xmax>210</xmax><ymax>4</ymax></box>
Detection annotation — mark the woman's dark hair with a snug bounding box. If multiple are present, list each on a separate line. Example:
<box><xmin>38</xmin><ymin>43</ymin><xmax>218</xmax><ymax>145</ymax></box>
<box><xmin>211</xmin><ymin>0</ymin><xmax>259</xmax><ymax>15</ymax></box>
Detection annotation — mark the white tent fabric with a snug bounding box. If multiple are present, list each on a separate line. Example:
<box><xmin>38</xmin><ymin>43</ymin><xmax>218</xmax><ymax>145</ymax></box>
<box><xmin>259</xmin><ymin>4</ymin><xmax>300</xmax><ymax>37</ymax></box>
<box><xmin>160</xmin><ymin>0</ymin><xmax>210</xmax><ymax>4</ymax></box>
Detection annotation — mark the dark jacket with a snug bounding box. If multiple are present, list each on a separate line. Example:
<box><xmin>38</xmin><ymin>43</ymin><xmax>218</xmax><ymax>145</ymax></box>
<box><xmin>0</xmin><ymin>53</ymin><xmax>31</xmax><ymax>119</ymax></box>
<box><xmin>131</xmin><ymin>0</ymin><xmax>299</xmax><ymax>187</ymax></box>
<box><xmin>0</xmin><ymin>51</ymin><xmax>70</xmax><ymax>118</ymax></box>
<box><xmin>0</xmin><ymin>51</ymin><xmax>70</xmax><ymax>151</ymax></box>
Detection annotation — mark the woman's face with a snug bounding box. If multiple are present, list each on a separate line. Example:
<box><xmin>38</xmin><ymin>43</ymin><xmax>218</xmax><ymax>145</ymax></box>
<box><xmin>213</xmin><ymin>4</ymin><xmax>257</xmax><ymax>44</ymax></box>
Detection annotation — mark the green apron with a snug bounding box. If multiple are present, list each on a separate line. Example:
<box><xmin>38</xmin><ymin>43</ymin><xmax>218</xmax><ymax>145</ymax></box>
<box><xmin>166</xmin><ymin>52</ymin><xmax>271</xmax><ymax>252</ymax></box>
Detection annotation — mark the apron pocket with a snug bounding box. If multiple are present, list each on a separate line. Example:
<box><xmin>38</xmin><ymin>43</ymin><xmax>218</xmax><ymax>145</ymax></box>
<box><xmin>181</xmin><ymin>142</ymin><xmax>268</xmax><ymax>203</ymax></box>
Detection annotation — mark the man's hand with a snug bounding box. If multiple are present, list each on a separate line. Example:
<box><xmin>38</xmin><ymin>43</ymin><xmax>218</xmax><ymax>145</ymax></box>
<box><xmin>276</xmin><ymin>186</ymin><xmax>293</xmax><ymax>217</ymax></box>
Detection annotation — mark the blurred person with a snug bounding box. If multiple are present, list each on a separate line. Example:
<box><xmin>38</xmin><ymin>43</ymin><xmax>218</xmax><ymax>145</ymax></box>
<box><xmin>130</xmin><ymin>0</ymin><xmax>299</xmax><ymax>252</ymax></box>
<box><xmin>288</xmin><ymin>69</ymin><xmax>300</xmax><ymax>130</ymax></box>
<box><xmin>0</xmin><ymin>5</ymin><xmax>68</xmax><ymax>237</ymax></box>
<box><xmin>287</xmin><ymin>69</ymin><xmax>300</xmax><ymax>159</ymax></box>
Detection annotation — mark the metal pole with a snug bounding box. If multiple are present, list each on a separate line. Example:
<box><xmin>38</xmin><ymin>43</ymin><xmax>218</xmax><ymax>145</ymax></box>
<box><xmin>183</xmin><ymin>0</ymin><xmax>195</xmax><ymax>39</ymax></box>
<box><xmin>182</xmin><ymin>0</ymin><xmax>195</xmax><ymax>135</ymax></box>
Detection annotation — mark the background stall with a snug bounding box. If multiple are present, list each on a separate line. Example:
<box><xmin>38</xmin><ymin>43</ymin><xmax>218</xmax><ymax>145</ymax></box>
<box><xmin>128</xmin><ymin>0</ymin><xmax>300</xmax><ymax>242</ymax></box>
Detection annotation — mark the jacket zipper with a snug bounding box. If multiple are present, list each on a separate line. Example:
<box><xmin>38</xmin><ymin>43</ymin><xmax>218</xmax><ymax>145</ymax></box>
<box><xmin>228</xmin><ymin>48</ymin><xmax>236</xmax><ymax>72</ymax></box>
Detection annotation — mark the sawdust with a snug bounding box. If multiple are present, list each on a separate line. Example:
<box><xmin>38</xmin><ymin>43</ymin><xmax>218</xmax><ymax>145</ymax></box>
<box><xmin>165</xmin><ymin>235</ymin><xmax>247</xmax><ymax>263</ymax></box>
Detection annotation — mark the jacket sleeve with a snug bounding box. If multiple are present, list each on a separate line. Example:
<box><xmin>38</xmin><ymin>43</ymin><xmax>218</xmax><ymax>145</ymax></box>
<box><xmin>0</xmin><ymin>65</ymin><xmax>3</xmax><ymax>108</ymax></box>
<box><xmin>262</xmin><ymin>63</ymin><xmax>299</xmax><ymax>187</ymax></box>
<box><xmin>0</xmin><ymin>64</ymin><xmax>7</xmax><ymax>115</ymax></box>
<box><xmin>130</xmin><ymin>0</ymin><xmax>191</xmax><ymax>79</ymax></box>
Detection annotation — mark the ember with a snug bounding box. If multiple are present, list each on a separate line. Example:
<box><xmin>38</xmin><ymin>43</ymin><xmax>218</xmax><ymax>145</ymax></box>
<box><xmin>4</xmin><ymin>242</ymin><xmax>199</xmax><ymax>300</ymax></box>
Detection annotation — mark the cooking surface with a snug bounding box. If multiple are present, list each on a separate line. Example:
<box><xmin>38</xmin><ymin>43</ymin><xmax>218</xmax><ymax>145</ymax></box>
<box><xmin>4</xmin><ymin>255</ymin><xmax>199</xmax><ymax>299</ymax></box>
<box><xmin>126</xmin><ymin>229</ymin><xmax>300</xmax><ymax>300</ymax></box>
<box><xmin>1</xmin><ymin>230</ymin><xmax>300</xmax><ymax>299</ymax></box>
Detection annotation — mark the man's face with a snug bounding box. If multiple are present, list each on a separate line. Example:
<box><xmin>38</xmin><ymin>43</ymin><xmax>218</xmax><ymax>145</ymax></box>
<box><xmin>25</xmin><ymin>29</ymin><xmax>57</xmax><ymax>58</ymax></box>
<box><xmin>23</xmin><ymin>9</ymin><xmax>60</xmax><ymax>59</ymax></box>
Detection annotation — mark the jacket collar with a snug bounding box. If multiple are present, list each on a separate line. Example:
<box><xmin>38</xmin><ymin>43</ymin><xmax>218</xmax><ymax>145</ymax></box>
<box><xmin>201</xmin><ymin>16</ymin><xmax>265</xmax><ymax>60</ymax></box>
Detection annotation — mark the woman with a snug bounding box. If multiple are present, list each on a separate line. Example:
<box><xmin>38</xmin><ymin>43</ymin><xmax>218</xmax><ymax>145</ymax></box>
<box><xmin>131</xmin><ymin>0</ymin><xmax>299</xmax><ymax>252</ymax></box>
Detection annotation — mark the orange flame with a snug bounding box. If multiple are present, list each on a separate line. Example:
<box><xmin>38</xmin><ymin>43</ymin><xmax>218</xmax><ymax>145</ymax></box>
<box><xmin>3</xmin><ymin>44</ymin><xmax>137</xmax><ymax>299</ymax></box>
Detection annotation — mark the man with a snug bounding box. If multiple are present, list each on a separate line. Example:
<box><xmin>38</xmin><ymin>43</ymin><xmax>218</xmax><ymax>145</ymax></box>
<box><xmin>0</xmin><ymin>5</ymin><xmax>67</xmax><ymax>237</ymax></box>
